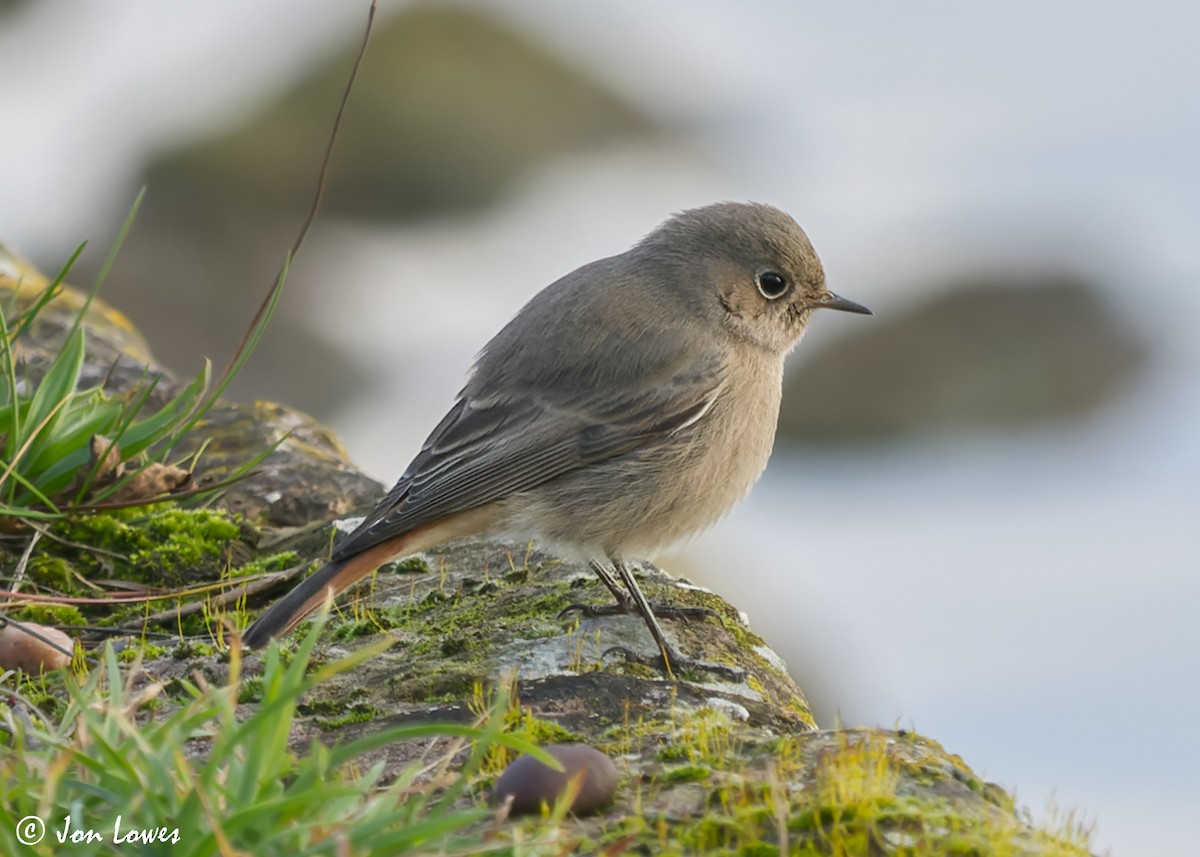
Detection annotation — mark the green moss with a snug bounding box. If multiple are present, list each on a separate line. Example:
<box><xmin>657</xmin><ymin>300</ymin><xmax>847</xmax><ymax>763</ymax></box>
<box><xmin>6</xmin><ymin>668</ymin><xmax>71</xmax><ymax>721</ymax></box>
<box><xmin>0</xmin><ymin>508</ymin><xmax>325</xmax><ymax>648</ymax></box>
<box><xmin>300</xmin><ymin>687</ymin><xmax>385</xmax><ymax>731</ymax></box>
<box><xmin>381</xmin><ymin>555</ymin><xmax>432</xmax><ymax>574</ymax></box>
<box><xmin>739</xmin><ymin>845</ymin><xmax>782</xmax><ymax>857</ymax></box>
<box><xmin>619</xmin><ymin>729</ymin><xmax>1090</xmax><ymax>856</ymax></box>
<box><xmin>656</xmin><ymin>744</ymin><xmax>690</xmax><ymax>763</ymax></box>
<box><xmin>519</xmin><ymin>715</ymin><xmax>580</xmax><ymax>745</ymax></box>
<box><xmin>661</xmin><ymin>764</ymin><xmax>711</xmax><ymax>784</ymax></box>
<box><xmin>609</xmin><ymin>658</ymin><xmax>660</xmax><ymax>680</ymax></box>
<box><xmin>25</xmin><ymin>555</ymin><xmax>75</xmax><ymax>590</ymax></box>
<box><xmin>314</xmin><ymin>701</ymin><xmax>384</xmax><ymax>731</ymax></box>
<box><xmin>56</xmin><ymin>508</ymin><xmax>242</xmax><ymax>586</ymax></box>
<box><xmin>500</xmin><ymin>711</ymin><xmax>1080</xmax><ymax>856</ymax></box>
<box><xmin>134</xmin><ymin>511</ymin><xmax>240</xmax><ymax>582</ymax></box>
<box><xmin>232</xmin><ymin>550</ymin><xmax>300</xmax><ymax>578</ymax></box>
<box><xmin>42</xmin><ymin>531</ymin><xmax>1085</xmax><ymax>856</ymax></box>
<box><xmin>367</xmin><ymin>579</ymin><xmax>573</xmax><ymax>678</ymax></box>
<box><xmin>783</xmin><ymin>699</ymin><xmax>818</xmax><ymax>728</ymax></box>
<box><xmin>236</xmin><ymin>676</ymin><xmax>264</xmax><ymax>704</ymax></box>
<box><xmin>328</xmin><ymin>621</ymin><xmax>377</xmax><ymax>641</ymax></box>
<box><xmin>388</xmin><ymin>667</ymin><xmax>481</xmax><ymax>705</ymax></box>
<box><xmin>171</xmin><ymin>640</ymin><xmax>217</xmax><ymax>659</ymax></box>
<box><xmin>13</xmin><ymin>603</ymin><xmax>86</xmax><ymax>627</ymax></box>
<box><xmin>120</xmin><ymin>642</ymin><xmax>169</xmax><ymax>662</ymax></box>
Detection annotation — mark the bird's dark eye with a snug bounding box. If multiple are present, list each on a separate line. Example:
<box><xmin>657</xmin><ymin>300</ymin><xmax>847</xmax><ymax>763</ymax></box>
<box><xmin>756</xmin><ymin>271</ymin><xmax>789</xmax><ymax>299</ymax></box>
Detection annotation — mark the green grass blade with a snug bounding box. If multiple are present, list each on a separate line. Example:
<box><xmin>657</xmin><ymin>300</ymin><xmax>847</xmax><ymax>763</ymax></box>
<box><xmin>118</xmin><ymin>360</ymin><xmax>211</xmax><ymax>457</ymax></box>
<box><xmin>21</xmin><ymin>325</ymin><xmax>84</xmax><ymax>441</ymax></box>
<box><xmin>353</xmin><ymin>808</ymin><xmax>494</xmax><ymax>854</ymax></box>
<box><xmin>17</xmin><ymin>326</ymin><xmax>86</xmax><ymax>481</ymax></box>
<box><xmin>0</xmin><ymin>394</ymin><xmax>70</xmax><ymax>502</ymax></box>
<box><xmin>31</xmin><ymin>445</ymin><xmax>101</xmax><ymax>498</ymax></box>
<box><xmin>61</xmin><ymin>190</ymin><xmax>145</xmax><ymax>347</ymax></box>
<box><xmin>0</xmin><ymin>501</ymin><xmax>61</xmax><ymax>520</ymax></box>
<box><xmin>8</xmin><ymin>192</ymin><xmax>145</xmax><ymax>501</ymax></box>
<box><xmin>7</xmin><ymin>240</ymin><xmax>86</xmax><ymax>341</ymax></box>
<box><xmin>0</xmin><ymin>300</ymin><xmax>21</xmax><ymax>463</ymax></box>
<box><xmin>23</xmin><ymin>393</ymin><xmax>119</xmax><ymax>480</ymax></box>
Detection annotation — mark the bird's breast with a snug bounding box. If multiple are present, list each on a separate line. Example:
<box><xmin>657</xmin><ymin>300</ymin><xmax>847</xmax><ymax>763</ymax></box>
<box><xmin>604</xmin><ymin>352</ymin><xmax>784</xmax><ymax>556</ymax></box>
<box><xmin>497</xmin><ymin>352</ymin><xmax>785</xmax><ymax>560</ymax></box>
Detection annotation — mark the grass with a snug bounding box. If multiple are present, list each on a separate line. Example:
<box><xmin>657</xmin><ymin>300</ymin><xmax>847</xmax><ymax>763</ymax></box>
<box><xmin>0</xmin><ymin>195</ymin><xmax>280</xmax><ymax>521</ymax></box>
<box><xmin>0</xmin><ymin>613</ymin><xmax>557</xmax><ymax>857</ymax></box>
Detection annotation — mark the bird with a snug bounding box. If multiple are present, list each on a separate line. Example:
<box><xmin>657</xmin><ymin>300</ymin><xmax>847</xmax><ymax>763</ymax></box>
<box><xmin>242</xmin><ymin>201</ymin><xmax>870</xmax><ymax>676</ymax></box>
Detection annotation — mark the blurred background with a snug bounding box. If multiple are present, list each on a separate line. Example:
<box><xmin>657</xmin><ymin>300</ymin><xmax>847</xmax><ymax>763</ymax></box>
<box><xmin>2</xmin><ymin>1</ymin><xmax>1196</xmax><ymax>852</ymax></box>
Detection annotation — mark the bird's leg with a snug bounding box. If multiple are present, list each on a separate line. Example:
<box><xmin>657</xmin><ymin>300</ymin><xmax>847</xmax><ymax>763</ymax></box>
<box><xmin>585</xmin><ymin>558</ymin><xmax>634</xmax><ymax>611</ymax></box>
<box><xmin>566</xmin><ymin>558</ymin><xmax>744</xmax><ymax>682</ymax></box>
<box><xmin>559</xmin><ymin>559</ymin><xmax>722</xmax><ymax>622</ymax></box>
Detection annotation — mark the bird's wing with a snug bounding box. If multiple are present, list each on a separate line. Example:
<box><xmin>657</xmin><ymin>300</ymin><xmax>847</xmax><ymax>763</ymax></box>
<box><xmin>331</xmin><ymin>344</ymin><xmax>727</xmax><ymax>561</ymax></box>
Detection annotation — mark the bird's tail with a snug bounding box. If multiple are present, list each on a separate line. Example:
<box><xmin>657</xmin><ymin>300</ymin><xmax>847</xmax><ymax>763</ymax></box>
<box><xmin>241</xmin><ymin>540</ymin><xmax>402</xmax><ymax>649</ymax></box>
<box><xmin>240</xmin><ymin>505</ymin><xmax>501</xmax><ymax>649</ymax></box>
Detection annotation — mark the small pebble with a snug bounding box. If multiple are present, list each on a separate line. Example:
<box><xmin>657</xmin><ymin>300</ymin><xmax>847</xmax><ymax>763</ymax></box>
<box><xmin>0</xmin><ymin>622</ymin><xmax>74</xmax><ymax>673</ymax></box>
<box><xmin>494</xmin><ymin>744</ymin><xmax>618</xmax><ymax>816</ymax></box>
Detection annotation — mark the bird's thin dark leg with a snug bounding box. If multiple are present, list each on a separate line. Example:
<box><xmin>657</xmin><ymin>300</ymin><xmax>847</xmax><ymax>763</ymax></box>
<box><xmin>591</xmin><ymin>559</ymin><xmax>745</xmax><ymax>681</ymax></box>
<box><xmin>586</xmin><ymin>558</ymin><xmax>633</xmax><ymax>610</ymax></box>
<box><xmin>559</xmin><ymin>560</ymin><xmax>721</xmax><ymax>622</ymax></box>
<box><xmin>613</xmin><ymin>559</ymin><xmax>676</xmax><ymax>673</ymax></box>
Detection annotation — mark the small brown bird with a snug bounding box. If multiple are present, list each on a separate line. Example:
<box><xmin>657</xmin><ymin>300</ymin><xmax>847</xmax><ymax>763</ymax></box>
<box><xmin>242</xmin><ymin>202</ymin><xmax>869</xmax><ymax>674</ymax></box>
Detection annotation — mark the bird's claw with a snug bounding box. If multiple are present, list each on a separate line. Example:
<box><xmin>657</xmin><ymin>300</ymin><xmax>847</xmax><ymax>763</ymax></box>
<box><xmin>601</xmin><ymin>645</ymin><xmax>746</xmax><ymax>683</ymax></box>
<box><xmin>559</xmin><ymin>601</ymin><xmax>722</xmax><ymax>623</ymax></box>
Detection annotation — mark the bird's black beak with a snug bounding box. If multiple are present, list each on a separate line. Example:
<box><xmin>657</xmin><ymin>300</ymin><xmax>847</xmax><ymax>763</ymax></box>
<box><xmin>816</xmin><ymin>291</ymin><xmax>872</xmax><ymax>315</ymax></box>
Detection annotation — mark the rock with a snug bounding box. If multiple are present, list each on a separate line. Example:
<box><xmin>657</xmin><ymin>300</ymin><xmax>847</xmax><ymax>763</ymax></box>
<box><xmin>494</xmin><ymin>744</ymin><xmax>618</xmax><ymax>816</ymax></box>
<box><xmin>144</xmin><ymin>5</ymin><xmax>658</xmax><ymax>224</ymax></box>
<box><xmin>778</xmin><ymin>271</ymin><xmax>1147</xmax><ymax>443</ymax></box>
<box><xmin>0</xmin><ymin>247</ymin><xmax>381</xmax><ymax>527</ymax></box>
<box><xmin>0</xmin><ymin>244</ymin><xmax>162</xmax><ymax>404</ymax></box>
<box><xmin>294</xmin><ymin>539</ymin><xmax>817</xmax><ymax>728</ymax></box>
<box><xmin>0</xmin><ymin>622</ymin><xmax>74</xmax><ymax>673</ymax></box>
<box><xmin>168</xmin><ymin>399</ymin><xmax>382</xmax><ymax>528</ymax></box>
<box><xmin>0</xmin><ymin>0</ymin><xmax>29</xmax><ymax>19</ymax></box>
<box><xmin>92</xmin><ymin>4</ymin><xmax>662</xmax><ymax>415</ymax></box>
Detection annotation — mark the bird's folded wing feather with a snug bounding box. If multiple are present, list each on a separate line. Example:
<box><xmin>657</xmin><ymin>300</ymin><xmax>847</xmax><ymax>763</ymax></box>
<box><xmin>331</xmin><ymin>345</ymin><xmax>727</xmax><ymax>561</ymax></box>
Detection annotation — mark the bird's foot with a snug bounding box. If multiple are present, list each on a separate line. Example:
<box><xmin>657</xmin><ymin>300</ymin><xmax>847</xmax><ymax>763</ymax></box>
<box><xmin>558</xmin><ymin>600</ymin><xmax>722</xmax><ymax>624</ymax></box>
<box><xmin>602</xmin><ymin>645</ymin><xmax>746</xmax><ymax>683</ymax></box>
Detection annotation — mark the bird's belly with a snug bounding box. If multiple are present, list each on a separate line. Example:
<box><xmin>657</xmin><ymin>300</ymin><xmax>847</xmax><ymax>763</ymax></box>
<box><xmin>617</xmin><ymin>390</ymin><xmax>778</xmax><ymax>555</ymax></box>
<box><xmin>504</xmin><ymin>367</ymin><xmax>782</xmax><ymax>559</ymax></box>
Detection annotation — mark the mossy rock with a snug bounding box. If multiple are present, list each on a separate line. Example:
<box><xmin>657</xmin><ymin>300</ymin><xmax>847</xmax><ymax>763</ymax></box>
<box><xmin>0</xmin><ymin>249</ymin><xmax>377</xmax><ymax>641</ymax></box>
<box><xmin>0</xmin><ymin>247</ymin><xmax>381</xmax><ymax>529</ymax></box>
<box><xmin>210</xmin><ymin>538</ymin><xmax>1092</xmax><ymax>856</ymax></box>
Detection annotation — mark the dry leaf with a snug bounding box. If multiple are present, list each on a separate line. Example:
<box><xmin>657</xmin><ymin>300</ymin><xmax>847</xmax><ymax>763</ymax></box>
<box><xmin>89</xmin><ymin>434</ymin><xmax>123</xmax><ymax>482</ymax></box>
<box><xmin>112</xmin><ymin>462</ymin><xmax>193</xmax><ymax>502</ymax></box>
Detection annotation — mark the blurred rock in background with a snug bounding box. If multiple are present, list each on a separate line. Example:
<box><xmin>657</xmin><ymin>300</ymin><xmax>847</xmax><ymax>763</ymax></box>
<box><xmin>777</xmin><ymin>271</ymin><xmax>1147</xmax><ymax>444</ymax></box>
<box><xmin>92</xmin><ymin>4</ymin><xmax>662</xmax><ymax>417</ymax></box>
